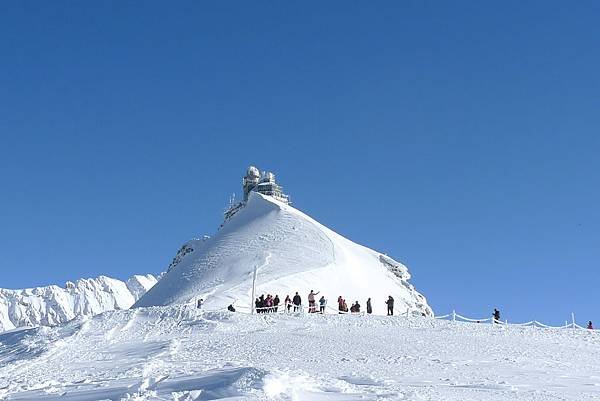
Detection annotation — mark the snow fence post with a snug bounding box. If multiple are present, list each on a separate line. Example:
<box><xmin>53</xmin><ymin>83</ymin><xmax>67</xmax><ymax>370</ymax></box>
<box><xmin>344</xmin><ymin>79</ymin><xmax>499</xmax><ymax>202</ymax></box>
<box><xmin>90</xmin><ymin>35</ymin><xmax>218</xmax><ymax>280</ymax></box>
<box><xmin>572</xmin><ymin>312</ymin><xmax>576</xmax><ymax>334</ymax></box>
<box><xmin>452</xmin><ymin>310</ymin><xmax>456</xmax><ymax>322</ymax></box>
<box><xmin>251</xmin><ymin>263</ymin><xmax>258</xmax><ymax>315</ymax></box>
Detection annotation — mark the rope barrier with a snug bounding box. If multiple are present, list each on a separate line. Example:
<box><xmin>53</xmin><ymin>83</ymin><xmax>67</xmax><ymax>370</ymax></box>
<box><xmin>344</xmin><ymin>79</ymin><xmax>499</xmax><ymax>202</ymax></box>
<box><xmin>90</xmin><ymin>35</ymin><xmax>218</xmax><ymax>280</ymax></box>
<box><xmin>198</xmin><ymin>301</ymin><xmax>596</xmax><ymax>334</ymax></box>
<box><xmin>454</xmin><ymin>313</ymin><xmax>492</xmax><ymax>323</ymax></box>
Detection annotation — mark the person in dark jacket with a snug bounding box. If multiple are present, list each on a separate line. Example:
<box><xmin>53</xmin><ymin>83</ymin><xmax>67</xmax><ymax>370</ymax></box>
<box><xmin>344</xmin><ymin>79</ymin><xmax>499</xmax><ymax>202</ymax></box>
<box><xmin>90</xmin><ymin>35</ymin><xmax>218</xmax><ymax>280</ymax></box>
<box><xmin>493</xmin><ymin>308</ymin><xmax>501</xmax><ymax>323</ymax></box>
<box><xmin>319</xmin><ymin>296</ymin><xmax>327</xmax><ymax>313</ymax></box>
<box><xmin>255</xmin><ymin>297</ymin><xmax>261</xmax><ymax>313</ymax></box>
<box><xmin>354</xmin><ymin>301</ymin><xmax>361</xmax><ymax>313</ymax></box>
<box><xmin>197</xmin><ymin>298</ymin><xmax>203</xmax><ymax>309</ymax></box>
<box><xmin>366</xmin><ymin>298</ymin><xmax>372</xmax><ymax>314</ymax></box>
<box><xmin>273</xmin><ymin>295</ymin><xmax>280</xmax><ymax>313</ymax></box>
<box><xmin>385</xmin><ymin>296</ymin><xmax>394</xmax><ymax>316</ymax></box>
<box><xmin>588</xmin><ymin>321</ymin><xmax>594</xmax><ymax>330</ymax></box>
<box><xmin>292</xmin><ymin>292</ymin><xmax>302</xmax><ymax>312</ymax></box>
<box><xmin>227</xmin><ymin>304</ymin><xmax>236</xmax><ymax>312</ymax></box>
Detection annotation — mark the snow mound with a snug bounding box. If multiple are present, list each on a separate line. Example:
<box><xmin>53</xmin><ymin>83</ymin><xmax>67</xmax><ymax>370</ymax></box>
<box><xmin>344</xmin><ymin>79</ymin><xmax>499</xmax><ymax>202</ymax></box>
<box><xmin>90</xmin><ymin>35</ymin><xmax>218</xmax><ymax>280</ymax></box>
<box><xmin>0</xmin><ymin>306</ymin><xmax>598</xmax><ymax>400</ymax></box>
<box><xmin>135</xmin><ymin>192</ymin><xmax>431</xmax><ymax>316</ymax></box>
<box><xmin>0</xmin><ymin>274</ymin><xmax>158</xmax><ymax>332</ymax></box>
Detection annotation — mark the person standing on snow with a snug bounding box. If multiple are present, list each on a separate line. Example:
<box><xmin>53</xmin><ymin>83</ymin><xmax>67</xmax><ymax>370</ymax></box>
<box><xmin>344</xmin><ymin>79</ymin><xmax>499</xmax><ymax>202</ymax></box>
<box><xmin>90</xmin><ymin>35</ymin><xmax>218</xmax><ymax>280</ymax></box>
<box><xmin>493</xmin><ymin>308</ymin><xmax>501</xmax><ymax>323</ymax></box>
<box><xmin>273</xmin><ymin>295</ymin><xmax>280</xmax><ymax>313</ymax></box>
<box><xmin>588</xmin><ymin>321</ymin><xmax>594</xmax><ymax>330</ymax></box>
<box><xmin>292</xmin><ymin>292</ymin><xmax>302</xmax><ymax>312</ymax></box>
<box><xmin>197</xmin><ymin>298</ymin><xmax>203</xmax><ymax>309</ymax></box>
<box><xmin>285</xmin><ymin>295</ymin><xmax>292</xmax><ymax>313</ymax></box>
<box><xmin>308</xmin><ymin>290</ymin><xmax>320</xmax><ymax>313</ymax></box>
<box><xmin>265</xmin><ymin>295</ymin><xmax>273</xmax><ymax>313</ymax></box>
<box><xmin>319</xmin><ymin>296</ymin><xmax>327</xmax><ymax>314</ymax></box>
<box><xmin>385</xmin><ymin>296</ymin><xmax>394</xmax><ymax>316</ymax></box>
<box><xmin>366</xmin><ymin>298</ymin><xmax>372</xmax><ymax>314</ymax></box>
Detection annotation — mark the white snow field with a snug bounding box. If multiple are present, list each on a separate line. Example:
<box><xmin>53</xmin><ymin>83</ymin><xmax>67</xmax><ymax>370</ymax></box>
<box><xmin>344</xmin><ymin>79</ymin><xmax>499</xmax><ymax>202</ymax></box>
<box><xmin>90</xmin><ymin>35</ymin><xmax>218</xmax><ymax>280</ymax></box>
<box><xmin>136</xmin><ymin>192</ymin><xmax>431</xmax><ymax>317</ymax></box>
<box><xmin>0</xmin><ymin>306</ymin><xmax>598</xmax><ymax>401</ymax></box>
<box><xmin>0</xmin><ymin>275</ymin><xmax>157</xmax><ymax>332</ymax></box>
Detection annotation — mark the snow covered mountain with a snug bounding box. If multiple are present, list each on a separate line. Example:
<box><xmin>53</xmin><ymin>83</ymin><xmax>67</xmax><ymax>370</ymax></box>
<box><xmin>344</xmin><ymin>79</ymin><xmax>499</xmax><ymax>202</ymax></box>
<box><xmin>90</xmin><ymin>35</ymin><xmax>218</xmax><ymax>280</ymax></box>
<box><xmin>136</xmin><ymin>191</ymin><xmax>432</xmax><ymax>316</ymax></box>
<box><xmin>0</xmin><ymin>274</ymin><xmax>157</xmax><ymax>332</ymax></box>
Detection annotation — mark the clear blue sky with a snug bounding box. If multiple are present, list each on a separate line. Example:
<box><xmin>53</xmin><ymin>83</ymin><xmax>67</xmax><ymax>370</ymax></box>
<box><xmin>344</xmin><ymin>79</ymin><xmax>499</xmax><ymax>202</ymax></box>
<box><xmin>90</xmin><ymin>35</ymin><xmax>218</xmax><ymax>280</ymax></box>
<box><xmin>1</xmin><ymin>2</ymin><xmax>598</xmax><ymax>325</ymax></box>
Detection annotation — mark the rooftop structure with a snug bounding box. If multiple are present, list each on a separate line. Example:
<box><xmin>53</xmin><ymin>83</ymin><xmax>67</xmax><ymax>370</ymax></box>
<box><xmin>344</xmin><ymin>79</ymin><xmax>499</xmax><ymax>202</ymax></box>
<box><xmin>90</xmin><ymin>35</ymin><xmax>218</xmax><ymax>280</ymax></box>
<box><xmin>224</xmin><ymin>165</ymin><xmax>290</xmax><ymax>222</ymax></box>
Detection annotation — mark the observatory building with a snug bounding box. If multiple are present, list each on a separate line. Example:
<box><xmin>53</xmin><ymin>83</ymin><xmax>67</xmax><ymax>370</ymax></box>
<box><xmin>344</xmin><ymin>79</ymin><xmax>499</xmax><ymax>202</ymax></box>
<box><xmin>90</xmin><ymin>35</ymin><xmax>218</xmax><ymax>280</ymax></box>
<box><xmin>224</xmin><ymin>166</ymin><xmax>290</xmax><ymax>221</ymax></box>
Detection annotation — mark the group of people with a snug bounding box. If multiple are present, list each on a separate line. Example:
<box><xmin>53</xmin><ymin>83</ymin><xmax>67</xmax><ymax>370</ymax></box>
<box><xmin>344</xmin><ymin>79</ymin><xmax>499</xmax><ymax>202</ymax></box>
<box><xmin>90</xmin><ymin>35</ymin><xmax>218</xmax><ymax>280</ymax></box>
<box><xmin>254</xmin><ymin>294</ymin><xmax>280</xmax><ymax>313</ymax></box>
<box><xmin>337</xmin><ymin>295</ymin><xmax>393</xmax><ymax>315</ymax></box>
<box><xmin>275</xmin><ymin>290</ymin><xmax>323</xmax><ymax>313</ymax></box>
<box><xmin>250</xmin><ymin>290</ymin><xmax>395</xmax><ymax>316</ymax></box>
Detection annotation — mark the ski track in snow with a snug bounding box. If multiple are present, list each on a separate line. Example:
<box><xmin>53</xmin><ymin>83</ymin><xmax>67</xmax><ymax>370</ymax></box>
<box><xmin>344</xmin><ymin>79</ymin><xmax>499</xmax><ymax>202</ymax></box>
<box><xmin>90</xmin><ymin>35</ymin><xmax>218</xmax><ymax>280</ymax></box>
<box><xmin>1</xmin><ymin>306</ymin><xmax>599</xmax><ymax>401</ymax></box>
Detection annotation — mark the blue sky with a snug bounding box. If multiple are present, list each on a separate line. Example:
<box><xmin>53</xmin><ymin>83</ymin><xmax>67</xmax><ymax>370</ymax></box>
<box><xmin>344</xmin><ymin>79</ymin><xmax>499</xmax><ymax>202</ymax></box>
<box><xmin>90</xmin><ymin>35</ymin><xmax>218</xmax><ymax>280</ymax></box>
<box><xmin>1</xmin><ymin>2</ymin><xmax>598</xmax><ymax>325</ymax></box>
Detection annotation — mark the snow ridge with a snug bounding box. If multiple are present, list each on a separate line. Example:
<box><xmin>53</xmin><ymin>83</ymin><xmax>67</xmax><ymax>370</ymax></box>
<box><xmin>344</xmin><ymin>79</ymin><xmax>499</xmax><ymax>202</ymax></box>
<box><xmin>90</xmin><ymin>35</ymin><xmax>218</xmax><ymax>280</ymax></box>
<box><xmin>0</xmin><ymin>274</ymin><xmax>157</xmax><ymax>332</ymax></box>
<box><xmin>136</xmin><ymin>192</ymin><xmax>432</xmax><ymax>316</ymax></box>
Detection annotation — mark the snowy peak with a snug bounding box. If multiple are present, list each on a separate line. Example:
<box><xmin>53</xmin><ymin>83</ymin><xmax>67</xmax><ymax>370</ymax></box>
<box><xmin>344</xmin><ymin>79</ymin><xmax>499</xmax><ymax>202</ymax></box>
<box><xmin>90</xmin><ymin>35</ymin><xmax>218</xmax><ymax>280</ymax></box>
<box><xmin>136</xmin><ymin>191</ymin><xmax>432</xmax><ymax>316</ymax></box>
<box><xmin>0</xmin><ymin>274</ymin><xmax>157</xmax><ymax>332</ymax></box>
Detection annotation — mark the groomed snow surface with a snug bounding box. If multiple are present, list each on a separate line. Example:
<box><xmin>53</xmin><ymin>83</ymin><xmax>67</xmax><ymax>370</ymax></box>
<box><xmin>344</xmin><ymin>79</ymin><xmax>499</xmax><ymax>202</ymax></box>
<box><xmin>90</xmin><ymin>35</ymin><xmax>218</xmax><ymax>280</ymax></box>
<box><xmin>1</xmin><ymin>306</ymin><xmax>598</xmax><ymax>401</ymax></box>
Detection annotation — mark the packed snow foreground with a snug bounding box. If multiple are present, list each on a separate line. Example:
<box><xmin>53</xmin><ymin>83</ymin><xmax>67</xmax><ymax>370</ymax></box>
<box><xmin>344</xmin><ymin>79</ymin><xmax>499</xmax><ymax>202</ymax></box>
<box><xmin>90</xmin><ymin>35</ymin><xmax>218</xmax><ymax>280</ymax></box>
<box><xmin>1</xmin><ymin>307</ymin><xmax>599</xmax><ymax>400</ymax></box>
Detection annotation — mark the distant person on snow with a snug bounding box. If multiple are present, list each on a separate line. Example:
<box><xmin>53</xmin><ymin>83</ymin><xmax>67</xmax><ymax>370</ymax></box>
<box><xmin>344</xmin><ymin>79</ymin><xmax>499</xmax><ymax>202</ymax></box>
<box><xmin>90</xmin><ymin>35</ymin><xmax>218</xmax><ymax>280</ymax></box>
<box><xmin>197</xmin><ymin>298</ymin><xmax>203</xmax><ymax>309</ymax></box>
<box><xmin>285</xmin><ymin>295</ymin><xmax>292</xmax><ymax>313</ymax></box>
<box><xmin>366</xmin><ymin>298</ymin><xmax>372</xmax><ymax>314</ymax></box>
<box><xmin>493</xmin><ymin>308</ymin><xmax>501</xmax><ymax>323</ymax></box>
<box><xmin>338</xmin><ymin>296</ymin><xmax>344</xmax><ymax>314</ymax></box>
<box><xmin>274</xmin><ymin>295</ymin><xmax>280</xmax><ymax>313</ymax></box>
<box><xmin>308</xmin><ymin>290</ymin><xmax>320</xmax><ymax>313</ymax></box>
<box><xmin>227</xmin><ymin>304</ymin><xmax>236</xmax><ymax>312</ymax></box>
<box><xmin>353</xmin><ymin>301</ymin><xmax>361</xmax><ymax>313</ymax></box>
<box><xmin>319</xmin><ymin>296</ymin><xmax>327</xmax><ymax>314</ymax></box>
<box><xmin>255</xmin><ymin>298</ymin><xmax>261</xmax><ymax>313</ymax></box>
<box><xmin>265</xmin><ymin>294</ymin><xmax>274</xmax><ymax>313</ymax></box>
<box><xmin>385</xmin><ymin>296</ymin><xmax>394</xmax><ymax>316</ymax></box>
<box><xmin>293</xmin><ymin>292</ymin><xmax>302</xmax><ymax>312</ymax></box>
<box><xmin>588</xmin><ymin>321</ymin><xmax>594</xmax><ymax>330</ymax></box>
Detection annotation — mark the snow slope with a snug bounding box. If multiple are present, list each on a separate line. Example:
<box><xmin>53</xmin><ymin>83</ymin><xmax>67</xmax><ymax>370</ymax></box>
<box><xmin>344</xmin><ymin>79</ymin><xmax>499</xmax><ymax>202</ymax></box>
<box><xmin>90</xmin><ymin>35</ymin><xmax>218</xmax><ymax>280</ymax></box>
<box><xmin>0</xmin><ymin>306</ymin><xmax>598</xmax><ymax>400</ymax></box>
<box><xmin>0</xmin><ymin>274</ymin><xmax>157</xmax><ymax>332</ymax></box>
<box><xmin>136</xmin><ymin>192</ymin><xmax>431</xmax><ymax>316</ymax></box>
